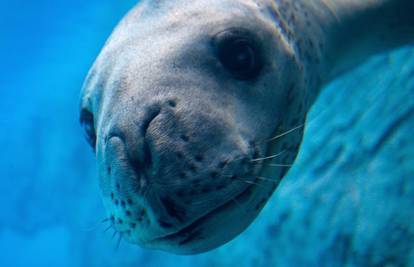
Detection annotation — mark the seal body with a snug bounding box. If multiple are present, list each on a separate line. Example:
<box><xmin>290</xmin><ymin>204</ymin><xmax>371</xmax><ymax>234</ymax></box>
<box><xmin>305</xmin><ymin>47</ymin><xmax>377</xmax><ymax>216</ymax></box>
<box><xmin>80</xmin><ymin>0</ymin><xmax>414</xmax><ymax>254</ymax></box>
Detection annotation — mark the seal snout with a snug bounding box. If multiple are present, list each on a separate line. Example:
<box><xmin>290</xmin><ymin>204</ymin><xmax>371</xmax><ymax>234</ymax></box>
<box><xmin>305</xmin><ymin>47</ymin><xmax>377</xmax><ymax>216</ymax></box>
<box><xmin>100</xmin><ymin>98</ymin><xmax>262</xmax><ymax>245</ymax></box>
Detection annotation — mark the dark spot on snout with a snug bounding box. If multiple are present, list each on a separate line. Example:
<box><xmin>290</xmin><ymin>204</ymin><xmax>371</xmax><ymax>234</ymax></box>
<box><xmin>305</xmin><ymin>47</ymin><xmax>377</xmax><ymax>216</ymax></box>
<box><xmin>189</xmin><ymin>164</ymin><xmax>197</xmax><ymax>172</ymax></box>
<box><xmin>201</xmin><ymin>186</ymin><xmax>212</xmax><ymax>193</ymax></box>
<box><xmin>210</xmin><ymin>171</ymin><xmax>219</xmax><ymax>179</ymax></box>
<box><xmin>180</xmin><ymin>134</ymin><xmax>190</xmax><ymax>142</ymax></box>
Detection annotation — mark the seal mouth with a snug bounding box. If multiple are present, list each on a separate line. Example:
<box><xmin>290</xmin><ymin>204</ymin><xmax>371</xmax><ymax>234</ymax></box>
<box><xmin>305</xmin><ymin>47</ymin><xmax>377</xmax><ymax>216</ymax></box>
<box><xmin>151</xmin><ymin>178</ymin><xmax>258</xmax><ymax>246</ymax></box>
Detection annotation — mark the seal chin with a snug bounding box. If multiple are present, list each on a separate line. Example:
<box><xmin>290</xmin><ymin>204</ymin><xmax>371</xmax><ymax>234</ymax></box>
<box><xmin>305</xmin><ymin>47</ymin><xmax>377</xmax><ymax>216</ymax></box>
<box><xmin>147</xmin><ymin>180</ymin><xmax>258</xmax><ymax>254</ymax></box>
<box><xmin>130</xmin><ymin>143</ymin><xmax>289</xmax><ymax>254</ymax></box>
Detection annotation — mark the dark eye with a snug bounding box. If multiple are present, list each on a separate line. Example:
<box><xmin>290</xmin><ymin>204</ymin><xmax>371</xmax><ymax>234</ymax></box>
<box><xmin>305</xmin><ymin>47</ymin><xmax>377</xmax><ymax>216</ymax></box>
<box><xmin>214</xmin><ymin>29</ymin><xmax>263</xmax><ymax>80</ymax></box>
<box><xmin>80</xmin><ymin>109</ymin><xmax>96</xmax><ymax>151</ymax></box>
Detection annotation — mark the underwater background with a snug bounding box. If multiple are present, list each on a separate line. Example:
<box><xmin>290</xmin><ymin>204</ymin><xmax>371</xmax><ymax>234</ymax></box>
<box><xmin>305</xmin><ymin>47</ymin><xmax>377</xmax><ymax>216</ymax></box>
<box><xmin>1</xmin><ymin>0</ymin><xmax>413</xmax><ymax>266</ymax></box>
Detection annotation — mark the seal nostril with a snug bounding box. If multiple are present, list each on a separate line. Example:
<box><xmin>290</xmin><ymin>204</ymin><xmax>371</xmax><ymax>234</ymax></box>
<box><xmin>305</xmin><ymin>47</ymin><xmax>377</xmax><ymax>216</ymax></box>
<box><xmin>141</xmin><ymin>106</ymin><xmax>161</xmax><ymax>136</ymax></box>
<box><xmin>167</xmin><ymin>100</ymin><xmax>177</xmax><ymax>108</ymax></box>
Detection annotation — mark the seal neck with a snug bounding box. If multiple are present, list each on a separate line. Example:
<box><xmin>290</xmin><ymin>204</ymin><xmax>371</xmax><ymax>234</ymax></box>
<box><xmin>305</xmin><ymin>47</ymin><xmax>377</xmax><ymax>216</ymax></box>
<box><xmin>265</xmin><ymin>0</ymin><xmax>414</xmax><ymax>106</ymax></box>
<box><xmin>308</xmin><ymin>0</ymin><xmax>414</xmax><ymax>81</ymax></box>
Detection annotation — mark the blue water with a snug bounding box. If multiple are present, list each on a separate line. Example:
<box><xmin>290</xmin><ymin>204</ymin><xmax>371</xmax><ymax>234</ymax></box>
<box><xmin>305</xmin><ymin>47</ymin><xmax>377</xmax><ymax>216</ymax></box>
<box><xmin>1</xmin><ymin>1</ymin><xmax>413</xmax><ymax>267</ymax></box>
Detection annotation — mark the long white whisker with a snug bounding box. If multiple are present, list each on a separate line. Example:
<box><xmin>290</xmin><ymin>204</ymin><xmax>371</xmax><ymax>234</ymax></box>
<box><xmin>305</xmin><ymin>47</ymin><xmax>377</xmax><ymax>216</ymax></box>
<box><xmin>266</xmin><ymin>124</ymin><xmax>304</xmax><ymax>143</ymax></box>
<box><xmin>255</xmin><ymin>163</ymin><xmax>293</xmax><ymax>167</ymax></box>
<box><xmin>250</xmin><ymin>150</ymin><xmax>286</xmax><ymax>162</ymax></box>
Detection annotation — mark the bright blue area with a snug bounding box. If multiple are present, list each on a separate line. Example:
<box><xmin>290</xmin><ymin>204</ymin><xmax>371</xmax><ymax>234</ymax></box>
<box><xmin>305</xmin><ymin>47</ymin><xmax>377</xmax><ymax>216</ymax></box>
<box><xmin>1</xmin><ymin>1</ymin><xmax>413</xmax><ymax>266</ymax></box>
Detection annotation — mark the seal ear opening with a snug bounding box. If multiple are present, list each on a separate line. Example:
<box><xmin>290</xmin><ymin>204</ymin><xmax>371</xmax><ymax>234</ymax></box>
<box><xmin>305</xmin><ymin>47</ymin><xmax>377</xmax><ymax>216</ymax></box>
<box><xmin>80</xmin><ymin>109</ymin><xmax>97</xmax><ymax>152</ymax></box>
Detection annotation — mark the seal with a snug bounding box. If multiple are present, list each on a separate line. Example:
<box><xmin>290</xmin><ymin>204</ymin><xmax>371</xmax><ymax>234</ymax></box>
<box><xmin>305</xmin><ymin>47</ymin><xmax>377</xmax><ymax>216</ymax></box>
<box><xmin>80</xmin><ymin>0</ymin><xmax>414</xmax><ymax>254</ymax></box>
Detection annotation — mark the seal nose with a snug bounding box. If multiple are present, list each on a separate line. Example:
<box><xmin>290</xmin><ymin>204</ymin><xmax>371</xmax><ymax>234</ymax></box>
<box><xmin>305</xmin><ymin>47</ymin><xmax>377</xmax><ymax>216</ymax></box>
<box><xmin>103</xmin><ymin>103</ymin><xmax>162</xmax><ymax>195</ymax></box>
<box><xmin>129</xmin><ymin>105</ymin><xmax>162</xmax><ymax>175</ymax></box>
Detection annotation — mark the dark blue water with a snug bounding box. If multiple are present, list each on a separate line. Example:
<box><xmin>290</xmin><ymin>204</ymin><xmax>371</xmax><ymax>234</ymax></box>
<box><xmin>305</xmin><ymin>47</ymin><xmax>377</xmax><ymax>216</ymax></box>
<box><xmin>1</xmin><ymin>1</ymin><xmax>413</xmax><ymax>266</ymax></box>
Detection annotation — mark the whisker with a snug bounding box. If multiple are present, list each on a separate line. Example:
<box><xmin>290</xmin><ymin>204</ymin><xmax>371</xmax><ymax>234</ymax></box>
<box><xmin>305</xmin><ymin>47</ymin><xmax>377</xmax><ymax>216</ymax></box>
<box><xmin>226</xmin><ymin>155</ymin><xmax>247</xmax><ymax>164</ymax></box>
<box><xmin>268</xmin><ymin>163</ymin><xmax>292</xmax><ymax>167</ymax></box>
<box><xmin>116</xmin><ymin>234</ymin><xmax>123</xmax><ymax>251</ymax></box>
<box><xmin>265</xmin><ymin>124</ymin><xmax>304</xmax><ymax>143</ymax></box>
<box><xmin>255</xmin><ymin>176</ymin><xmax>281</xmax><ymax>184</ymax></box>
<box><xmin>232</xmin><ymin>177</ymin><xmax>269</xmax><ymax>189</ymax></box>
<box><xmin>112</xmin><ymin>231</ymin><xmax>118</xmax><ymax>240</ymax></box>
<box><xmin>250</xmin><ymin>150</ymin><xmax>286</xmax><ymax>162</ymax></box>
<box><xmin>255</xmin><ymin>163</ymin><xmax>293</xmax><ymax>167</ymax></box>
<box><xmin>80</xmin><ymin>217</ymin><xmax>112</xmax><ymax>232</ymax></box>
<box><xmin>104</xmin><ymin>225</ymin><xmax>113</xmax><ymax>233</ymax></box>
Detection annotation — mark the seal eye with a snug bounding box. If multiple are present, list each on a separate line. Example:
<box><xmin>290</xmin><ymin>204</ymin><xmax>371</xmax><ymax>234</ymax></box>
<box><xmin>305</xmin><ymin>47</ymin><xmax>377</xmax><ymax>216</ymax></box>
<box><xmin>214</xmin><ymin>29</ymin><xmax>263</xmax><ymax>80</ymax></box>
<box><xmin>80</xmin><ymin>109</ymin><xmax>97</xmax><ymax>151</ymax></box>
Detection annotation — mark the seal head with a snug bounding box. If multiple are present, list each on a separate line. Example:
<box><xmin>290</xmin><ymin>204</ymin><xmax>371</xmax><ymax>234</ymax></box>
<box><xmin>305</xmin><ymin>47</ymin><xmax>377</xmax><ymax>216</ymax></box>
<box><xmin>80</xmin><ymin>0</ymin><xmax>306</xmax><ymax>254</ymax></box>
